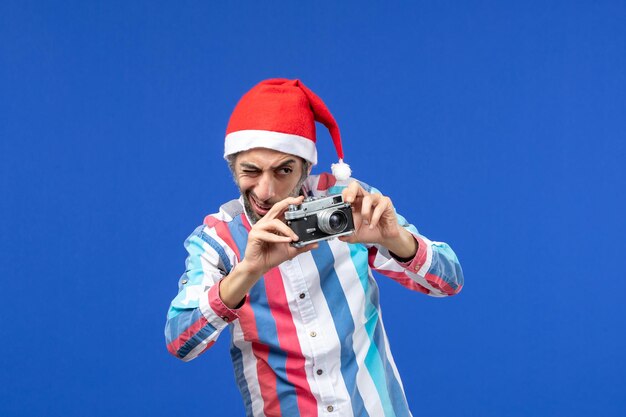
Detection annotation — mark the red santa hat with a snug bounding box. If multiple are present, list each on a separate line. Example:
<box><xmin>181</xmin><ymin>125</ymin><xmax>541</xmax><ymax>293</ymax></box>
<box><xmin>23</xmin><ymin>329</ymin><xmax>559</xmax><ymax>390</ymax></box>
<box><xmin>224</xmin><ymin>78</ymin><xmax>352</xmax><ymax>181</ymax></box>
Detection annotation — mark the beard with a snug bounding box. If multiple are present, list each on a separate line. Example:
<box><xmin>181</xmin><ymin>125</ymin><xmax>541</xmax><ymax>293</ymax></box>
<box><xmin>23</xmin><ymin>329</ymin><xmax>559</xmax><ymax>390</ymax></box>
<box><xmin>241</xmin><ymin>179</ymin><xmax>306</xmax><ymax>224</ymax></box>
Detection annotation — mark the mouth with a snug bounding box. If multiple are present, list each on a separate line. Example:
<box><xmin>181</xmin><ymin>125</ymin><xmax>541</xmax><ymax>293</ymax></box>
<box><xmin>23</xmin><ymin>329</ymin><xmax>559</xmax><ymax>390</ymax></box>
<box><xmin>248</xmin><ymin>194</ymin><xmax>273</xmax><ymax>216</ymax></box>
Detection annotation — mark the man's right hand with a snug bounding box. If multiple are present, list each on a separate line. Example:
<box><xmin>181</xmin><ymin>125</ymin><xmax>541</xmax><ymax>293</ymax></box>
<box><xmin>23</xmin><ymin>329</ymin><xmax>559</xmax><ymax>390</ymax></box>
<box><xmin>219</xmin><ymin>195</ymin><xmax>318</xmax><ymax>309</ymax></box>
<box><xmin>240</xmin><ymin>195</ymin><xmax>318</xmax><ymax>278</ymax></box>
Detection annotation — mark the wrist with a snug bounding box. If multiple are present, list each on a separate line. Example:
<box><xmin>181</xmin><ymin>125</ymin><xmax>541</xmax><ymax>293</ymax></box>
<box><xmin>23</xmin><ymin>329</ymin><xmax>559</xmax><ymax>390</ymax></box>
<box><xmin>219</xmin><ymin>261</ymin><xmax>263</xmax><ymax>309</ymax></box>
<box><xmin>235</xmin><ymin>259</ymin><xmax>263</xmax><ymax>279</ymax></box>
<box><xmin>382</xmin><ymin>228</ymin><xmax>418</xmax><ymax>260</ymax></box>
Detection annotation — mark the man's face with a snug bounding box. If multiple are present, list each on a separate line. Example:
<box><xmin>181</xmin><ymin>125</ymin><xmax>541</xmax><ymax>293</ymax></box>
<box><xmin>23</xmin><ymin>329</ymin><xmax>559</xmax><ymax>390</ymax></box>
<box><xmin>232</xmin><ymin>148</ymin><xmax>309</xmax><ymax>224</ymax></box>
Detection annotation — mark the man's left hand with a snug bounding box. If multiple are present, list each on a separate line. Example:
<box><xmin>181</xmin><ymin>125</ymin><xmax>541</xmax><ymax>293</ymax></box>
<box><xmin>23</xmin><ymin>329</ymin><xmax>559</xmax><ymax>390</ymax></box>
<box><xmin>339</xmin><ymin>181</ymin><xmax>418</xmax><ymax>259</ymax></box>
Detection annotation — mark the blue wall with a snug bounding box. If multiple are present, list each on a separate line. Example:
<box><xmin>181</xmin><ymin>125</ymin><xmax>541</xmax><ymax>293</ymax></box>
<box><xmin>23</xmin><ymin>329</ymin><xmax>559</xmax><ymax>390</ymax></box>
<box><xmin>1</xmin><ymin>1</ymin><xmax>625</xmax><ymax>416</ymax></box>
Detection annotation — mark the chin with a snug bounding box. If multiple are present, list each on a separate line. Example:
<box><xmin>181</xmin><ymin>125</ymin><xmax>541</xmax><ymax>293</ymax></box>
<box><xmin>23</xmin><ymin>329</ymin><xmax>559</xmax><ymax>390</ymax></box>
<box><xmin>242</xmin><ymin>195</ymin><xmax>262</xmax><ymax>224</ymax></box>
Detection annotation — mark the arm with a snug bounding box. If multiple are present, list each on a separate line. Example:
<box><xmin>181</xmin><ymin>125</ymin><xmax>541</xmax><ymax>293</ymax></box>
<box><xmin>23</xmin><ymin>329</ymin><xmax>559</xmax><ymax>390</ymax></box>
<box><xmin>164</xmin><ymin>225</ymin><xmax>240</xmax><ymax>361</ymax></box>
<box><xmin>217</xmin><ymin>196</ymin><xmax>319</xmax><ymax>307</ymax></box>
<box><xmin>339</xmin><ymin>180</ymin><xmax>464</xmax><ymax>297</ymax></box>
<box><xmin>368</xmin><ymin>211</ymin><xmax>464</xmax><ymax>296</ymax></box>
<box><xmin>165</xmin><ymin>197</ymin><xmax>319</xmax><ymax>361</ymax></box>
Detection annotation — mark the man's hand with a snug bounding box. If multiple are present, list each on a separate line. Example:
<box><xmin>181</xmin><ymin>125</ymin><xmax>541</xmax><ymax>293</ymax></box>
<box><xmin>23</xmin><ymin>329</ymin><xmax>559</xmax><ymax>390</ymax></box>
<box><xmin>339</xmin><ymin>181</ymin><xmax>417</xmax><ymax>260</ymax></box>
<box><xmin>220</xmin><ymin>195</ymin><xmax>318</xmax><ymax>308</ymax></box>
<box><xmin>240</xmin><ymin>195</ymin><xmax>318</xmax><ymax>278</ymax></box>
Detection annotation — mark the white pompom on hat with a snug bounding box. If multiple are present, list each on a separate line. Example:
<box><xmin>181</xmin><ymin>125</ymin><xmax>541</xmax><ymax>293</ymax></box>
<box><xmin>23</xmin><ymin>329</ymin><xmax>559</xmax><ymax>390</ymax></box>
<box><xmin>224</xmin><ymin>78</ymin><xmax>351</xmax><ymax>181</ymax></box>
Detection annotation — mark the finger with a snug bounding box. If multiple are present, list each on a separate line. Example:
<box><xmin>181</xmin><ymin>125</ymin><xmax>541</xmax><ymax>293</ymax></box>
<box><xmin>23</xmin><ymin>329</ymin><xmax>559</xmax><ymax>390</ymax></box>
<box><xmin>338</xmin><ymin>234</ymin><xmax>357</xmax><ymax>243</ymax></box>
<box><xmin>251</xmin><ymin>230</ymin><xmax>293</xmax><ymax>243</ymax></box>
<box><xmin>294</xmin><ymin>242</ymin><xmax>319</xmax><ymax>254</ymax></box>
<box><xmin>285</xmin><ymin>242</ymin><xmax>318</xmax><ymax>259</ymax></box>
<box><xmin>360</xmin><ymin>194</ymin><xmax>374</xmax><ymax>226</ymax></box>
<box><xmin>369</xmin><ymin>197</ymin><xmax>390</xmax><ymax>229</ymax></box>
<box><xmin>255</xmin><ymin>219</ymin><xmax>298</xmax><ymax>241</ymax></box>
<box><xmin>263</xmin><ymin>195</ymin><xmax>305</xmax><ymax>220</ymax></box>
<box><xmin>343</xmin><ymin>180</ymin><xmax>367</xmax><ymax>204</ymax></box>
<box><xmin>265</xmin><ymin>219</ymin><xmax>299</xmax><ymax>240</ymax></box>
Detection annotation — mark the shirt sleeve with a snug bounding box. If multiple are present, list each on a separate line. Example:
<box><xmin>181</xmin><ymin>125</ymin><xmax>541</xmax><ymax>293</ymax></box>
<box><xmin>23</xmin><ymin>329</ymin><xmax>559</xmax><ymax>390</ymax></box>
<box><xmin>368</xmin><ymin>210</ymin><xmax>464</xmax><ymax>297</ymax></box>
<box><xmin>324</xmin><ymin>177</ymin><xmax>464</xmax><ymax>297</ymax></box>
<box><xmin>164</xmin><ymin>225</ymin><xmax>241</xmax><ymax>361</ymax></box>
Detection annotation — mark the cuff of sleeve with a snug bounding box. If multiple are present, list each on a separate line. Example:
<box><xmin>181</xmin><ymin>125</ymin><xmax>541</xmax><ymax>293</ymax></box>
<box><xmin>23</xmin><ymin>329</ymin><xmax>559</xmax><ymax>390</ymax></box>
<box><xmin>396</xmin><ymin>234</ymin><xmax>429</xmax><ymax>273</ymax></box>
<box><xmin>207</xmin><ymin>280</ymin><xmax>243</xmax><ymax>324</ymax></box>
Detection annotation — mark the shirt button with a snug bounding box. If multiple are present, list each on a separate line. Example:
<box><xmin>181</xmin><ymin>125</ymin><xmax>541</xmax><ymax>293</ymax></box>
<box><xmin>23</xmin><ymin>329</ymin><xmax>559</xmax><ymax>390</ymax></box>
<box><xmin>221</xmin><ymin>316</ymin><xmax>230</xmax><ymax>322</ymax></box>
<box><xmin>327</xmin><ymin>405</ymin><xmax>334</xmax><ymax>412</ymax></box>
<box><xmin>310</xmin><ymin>331</ymin><xmax>317</xmax><ymax>337</ymax></box>
<box><xmin>181</xmin><ymin>279</ymin><xmax>188</xmax><ymax>284</ymax></box>
<box><xmin>316</xmin><ymin>369</ymin><xmax>323</xmax><ymax>375</ymax></box>
<box><xmin>299</xmin><ymin>293</ymin><xmax>306</xmax><ymax>299</ymax></box>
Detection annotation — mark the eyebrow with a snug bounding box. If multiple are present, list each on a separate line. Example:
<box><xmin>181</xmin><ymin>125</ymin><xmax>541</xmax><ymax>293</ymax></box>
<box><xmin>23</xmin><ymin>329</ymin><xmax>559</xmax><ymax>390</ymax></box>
<box><xmin>239</xmin><ymin>162</ymin><xmax>260</xmax><ymax>170</ymax></box>
<box><xmin>239</xmin><ymin>159</ymin><xmax>297</xmax><ymax>170</ymax></box>
<box><xmin>273</xmin><ymin>159</ymin><xmax>297</xmax><ymax>169</ymax></box>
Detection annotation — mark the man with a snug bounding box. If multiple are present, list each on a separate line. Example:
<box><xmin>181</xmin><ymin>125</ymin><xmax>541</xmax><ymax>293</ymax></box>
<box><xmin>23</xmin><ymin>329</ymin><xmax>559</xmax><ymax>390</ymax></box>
<box><xmin>165</xmin><ymin>79</ymin><xmax>464</xmax><ymax>417</ymax></box>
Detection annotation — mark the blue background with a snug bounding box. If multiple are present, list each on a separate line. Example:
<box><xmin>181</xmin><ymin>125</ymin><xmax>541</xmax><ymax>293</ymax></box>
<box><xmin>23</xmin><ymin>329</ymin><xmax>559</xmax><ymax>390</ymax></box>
<box><xmin>1</xmin><ymin>1</ymin><xmax>625</xmax><ymax>416</ymax></box>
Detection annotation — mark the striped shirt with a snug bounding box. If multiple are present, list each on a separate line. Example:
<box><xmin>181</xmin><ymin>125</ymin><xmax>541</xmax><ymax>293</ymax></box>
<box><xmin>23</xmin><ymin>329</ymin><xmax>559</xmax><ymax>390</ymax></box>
<box><xmin>165</xmin><ymin>173</ymin><xmax>464</xmax><ymax>417</ymax></box>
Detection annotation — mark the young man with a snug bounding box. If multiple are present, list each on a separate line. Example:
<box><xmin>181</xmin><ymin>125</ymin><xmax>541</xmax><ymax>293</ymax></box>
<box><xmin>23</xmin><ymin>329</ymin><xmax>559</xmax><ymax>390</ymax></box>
<box><xmin>165</xmin><ymin>79</ymin><xmax>464</xmax><ymax>417</ymax></box>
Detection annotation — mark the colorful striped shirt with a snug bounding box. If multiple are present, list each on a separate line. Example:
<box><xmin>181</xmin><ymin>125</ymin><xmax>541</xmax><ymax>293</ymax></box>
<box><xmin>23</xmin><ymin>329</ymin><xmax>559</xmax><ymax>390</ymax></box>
<box><xmin>165</xmin><ymin>173</ymin><xmax>464</xmax><ymax>417</ymax></box>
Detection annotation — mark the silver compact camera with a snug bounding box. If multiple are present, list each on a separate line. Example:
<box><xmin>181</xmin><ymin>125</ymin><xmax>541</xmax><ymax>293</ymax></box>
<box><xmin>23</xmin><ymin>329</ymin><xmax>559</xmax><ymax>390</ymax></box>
<box><xmin>285</xmin><ymin>194</ymin><xmax>355</xmax><ymax>248</ymax></box>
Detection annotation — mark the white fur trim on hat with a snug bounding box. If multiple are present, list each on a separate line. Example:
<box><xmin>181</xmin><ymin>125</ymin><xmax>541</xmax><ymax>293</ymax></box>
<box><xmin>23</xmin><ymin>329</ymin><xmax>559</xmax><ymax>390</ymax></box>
<box><xmin>331</xmin><ymin>159</ymin><xmax>351</xmax><ymax>181</ymax></box>
<box><xmin>224</xmin><ymin>130</ymin><xmax>318</xmax><ymax>165</ymax></box>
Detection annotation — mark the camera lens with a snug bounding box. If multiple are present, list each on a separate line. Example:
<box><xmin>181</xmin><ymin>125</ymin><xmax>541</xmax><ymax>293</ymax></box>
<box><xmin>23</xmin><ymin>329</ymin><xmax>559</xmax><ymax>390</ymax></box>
<box><xmin>318</xmin><ymin>209</ymin><xmax>348</xmax><ymax>234</ymax></box>
<box><xmin>329</xmin><ymin>213</ymin><xmax>344</xmax><ymax>230</ymax></box>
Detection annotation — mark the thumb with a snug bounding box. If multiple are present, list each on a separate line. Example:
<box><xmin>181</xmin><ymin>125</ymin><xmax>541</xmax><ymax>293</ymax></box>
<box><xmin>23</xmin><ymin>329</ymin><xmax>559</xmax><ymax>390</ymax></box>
<box><xmin>295</xmin><ymin>242</ymin><xmax>319</xmax><ymax>255</ymax></box>
<box><xmin>338</xmin><ymin>234</ymin><xmax>356</xmax><ymax>243</ymax></box>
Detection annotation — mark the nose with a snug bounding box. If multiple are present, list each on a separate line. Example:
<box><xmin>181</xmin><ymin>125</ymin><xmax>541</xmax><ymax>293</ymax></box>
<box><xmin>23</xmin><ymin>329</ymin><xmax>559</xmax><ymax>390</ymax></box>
<box><xmin>254</xmin><ymin>173</ymin><xmax>275</xmax><ymax>202</ymax></box>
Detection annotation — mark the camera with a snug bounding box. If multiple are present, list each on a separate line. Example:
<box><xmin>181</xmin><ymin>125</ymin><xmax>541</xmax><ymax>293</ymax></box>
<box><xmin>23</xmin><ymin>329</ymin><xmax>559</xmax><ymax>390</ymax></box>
<box><xmin>285</xmin><ymin>194</ymin><xmax>355</xmax><ymax>248</ymax></box>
